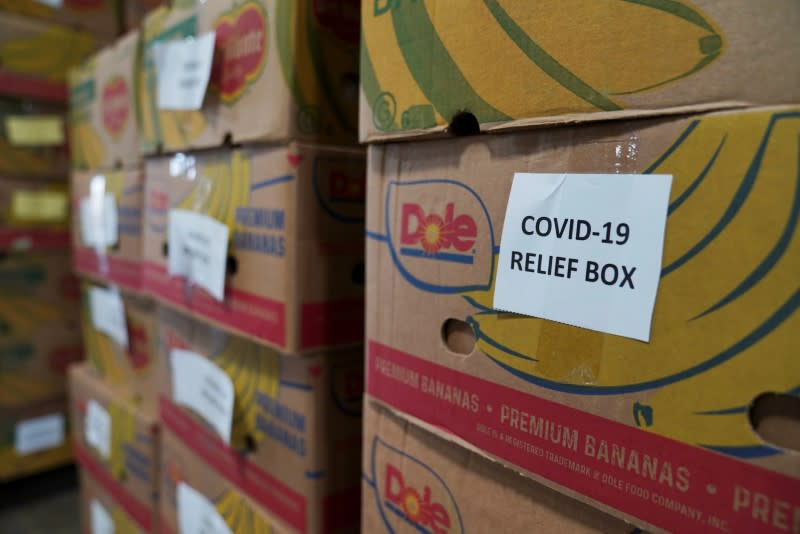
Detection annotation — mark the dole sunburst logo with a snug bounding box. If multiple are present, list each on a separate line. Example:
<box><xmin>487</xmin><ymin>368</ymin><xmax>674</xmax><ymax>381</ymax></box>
<box><xmin>212</xmin><ymin>1</ymin><xmax>268</xmax><ymax>104</ymax></box>
<box><xmin>101</xmin><ymin>76</ymin><xmax>130</xmax><ymax>139</ymax></box>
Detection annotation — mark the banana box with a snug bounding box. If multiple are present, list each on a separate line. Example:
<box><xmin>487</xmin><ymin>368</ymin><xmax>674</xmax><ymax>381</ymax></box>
<box><xmin>0</xmin><ymin>11</ymin><xmax>97</xmax><ymax>97</ymax></box>
<box><xmin>0</xmin><ymin>398</ymin><xmax>72</xmax><ymax>481</ymax></box>
<box><xmin>143</xmin><ymin>143</ymin><xmax>364</xmax><ymax>352</ymax></box>
<box><xmin>80</xmin><ymin>469</ymin><xmax>151</xmax><ymax>534</ymax></box>
<box><xmin>160</xmin><ymin>424</ymin><xmax>291</xmax><ymax>534</ymax></box>
<box><xmin>157</xmin><ymin>306</ymin><xmax>363</xmax><ymax>534</ymax></box>
<box><xmin>81</xmin><ymin>282</ymin><xmax>159</xmax><ymax>411</ymax></box>
<box><xmin>123</xmin><ymin>0</ymin><xmax>166</xmax><ymax>32</ymax></box>
<box><xmin>69</xmin><ymin>30</ymin><xmax>141</xmax><ymax>170</ymax></box>
<box><xmin>0</xmin><ymin>96</ymin><xmax>69</xmax><ymax>179</ymax></box>
<box><xmin>366</xmin><ymin>106</ymin><xmax>800</xmax><ymax>533</ymax></box>
<box><xmin>362</xmin><ymin>397</ymin><xmax>639</xmax><ymax>534</ymax></box>
<box><xmin>71</xmin><ymin>167</ymin><xmax>145</xmax><ymax>291</ymax></box>
<box><xmin>360</xmin><ymin>0</ymin><xmax>800</xmax><ymax>142</ymax></box>
<box><xmin>70</xmin><ymin>363</ymin><xmax>160</xmax><ymax>534</ymax></box>
<box><xmin>0</xmin><ymin>0</ymin><xmax>120</xmax><ymax>41</ymax></box>
<box><xmin>138</xmin><ymin>0</ymin><xmax>359</xmax><ymax>154</ymax></box>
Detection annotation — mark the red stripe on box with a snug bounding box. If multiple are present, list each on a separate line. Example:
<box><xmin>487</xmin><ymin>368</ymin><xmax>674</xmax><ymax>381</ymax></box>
<box><xmin>300</xmin><ymin>299</ymin><xmax>364</xmax><ymax>349</ymax></box>
<box><xmin>73</xmin><ymin>247</ymin><xmax>142</xmax><ymax>291</ymax></box>
<box><xmin>74</xmin><ymin>442</ymin><xmax>153</xmax><ymax>531</ymax></box>
<box><xmin>367</xmin><ymin>340</ymin><xmax>800</xmax><ymax>534</ymax></box>
<box><xmin>0</xmin><ymin>70</ymin><xmax>67</xmax><ymax>102</ymax></box>
<box><xmin>143</xmin><ymin>262</ymin><xmax>286</xmax><ymax>347</ymax></box>
<box><xmin>0</xmin><ymin>229</ymin><xmax>70</xmax><ymax>251</ymax></box>
<box><xmin>160</xmin><ymin>396</ymin><xmax>307</xmax><ymax>532</ymax></box>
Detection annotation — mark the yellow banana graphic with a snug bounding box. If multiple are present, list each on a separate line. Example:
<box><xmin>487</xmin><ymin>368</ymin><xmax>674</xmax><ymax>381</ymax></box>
<box><xmin>0</xmin><ymin>26</ymin><xmax>94</xmax><ymax>80</ymax></box>
<box><xmin>111</xmin><ymin>506</ymin><xmax>140</xmax><ymax>534</ymax></box>
<box><xmin>215</xmin><ymin>488</ymin><xmax>273</xmax><ymax>534</ymax></box>
<box><xmin>108</xmin><ymin>401</ymin><xmax>137</xmax><ymax>480</ymax></box>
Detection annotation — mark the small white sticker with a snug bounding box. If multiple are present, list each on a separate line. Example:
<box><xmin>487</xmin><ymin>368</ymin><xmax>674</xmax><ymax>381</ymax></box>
<box><xmin>89</xmin><ymin>286</ymin><xmax>129</xmax><ymax>349</ymax></box>
<box><xmin>493</xmin><ymin>173</ymin><xmax>672</xmax><ymax>342</ymax></box>
<box><xmin>80</xmin><ymin>193</ymin><xmax>118</xmax><ymax>249</ymax></box>
<box><xmin>14</xmin><ymin>414</ymin><xmax>65</xmax><ymax>455</ymax></box>
<box><xmin>153</xmin><ymin>32</ymin><xmax>216</xmax><ymax>110</ymax></box>
<box><xmin>171</xmin><ymin>349</ymin><xmax>234</xmax><ymax>443</ymax></box>
<box><xmin>86</xmin><ymin>399</ymin><xmax>112</xmax><ymax>459</ymax></box>
<box><xmin>34</xmin><ymin>0</ymin><xmax>64</xmax><ymax>7</ymax></box>
<box><xmin>177</xmin><ymin>482</ymin><xmax>233</xmax><ymax>534</ymax></box>
<box><xmin>90</xmin><ymin>499</ymin><xmax>114</xmax><ymax>534</ymax></box>
<box><xmin>168</xmin><ymin>209</ymin><xmax>229</xmax><ymax>301</ymax></box>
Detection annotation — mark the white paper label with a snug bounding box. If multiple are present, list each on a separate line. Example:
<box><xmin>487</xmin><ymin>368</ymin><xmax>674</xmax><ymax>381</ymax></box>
<box><xmin>34</xmin><ymin>0</ymin><xmax>63</xmax><ymax>7</ymax></box>
<box><xmin>171</xmin><ymin>349</ymin><xmax>234</xmax><ymax>443</ymax></box>
<box><xmin>90</xmin><ymin>499</ymin><xmax>114</xmax><ymax>534</ymax></box>
<box><xmin>168</xmin><ymin>209</ymin><xmax>229</xmax><ymax>301</ymax></box>
<box><xmin>493</xmin><ymin>173</ymin><xmax>672</xmax><ymax>341</ymax></box>
<box><xmin>89</xmin><ymin>286</ymin><xmax>128</xmax><ymax>349</ymax></box>
<box><xmin>177</xmin><ymin>482</ymin><xmax>233</xmax><ymax>534</ymax></box>
<box><xmin>14</xmin><ymin>414</ymin><xmax>65</xmax><ymax>454</ymax></box>
<box><xmin>80</xmin><ymin>193</ymin><xmax>118</xmax><ymax>249</ymax></box>
<box><xmin>154</xmin><ymin>32</ymin><xmax>216</xmax><ymax>110</ymax></box>
<box><xmin>86</xmin><ymin>399</ymin><xmax>111</xmax><ymax>459</ymax></box>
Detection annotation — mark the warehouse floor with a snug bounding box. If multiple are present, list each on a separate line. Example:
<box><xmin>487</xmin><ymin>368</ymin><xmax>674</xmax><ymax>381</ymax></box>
<box><xmin>0</xmin><ymin>466</ymin><xmax>81</xmax><ymax>533</ymax></box>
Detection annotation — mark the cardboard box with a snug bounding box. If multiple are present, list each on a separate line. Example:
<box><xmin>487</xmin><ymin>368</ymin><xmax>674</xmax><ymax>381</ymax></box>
<box><xmin>0</xmin><ymin>252</ymin><xmax>82</xmax><ymax>406</ymax></box>
<box><xmin>0</xmin><ymin>397</ymin><xmax>72</xmax><ymax>481</ymax></box>
<box><xmin>70</xmin><ymin>363</ymin><xmax>159</xmax><ymax>532</ymax></box>
<box><xmin>79</xmin><ymin>469</ymin><xmax>151</xmax><ymax>534</ymax></box>
<box><xmin>81</xmin><ymin>282</ymin><xmax>158</xmax><ymax>411</ymax></box>
<box><xmin>362</xmin><ymin>397</ymin><xmax>637</xmax><ymax>534</ymax></box>
<box><xmin>69</xmin><ymin>30</ymin><xmax>141</xmax><ymax>170</ymax></box>
<box><xmin>138</xmin><ymin>0</ymin><xmax>359</xmax><ymax>153</ymax></box>
<box><xmin>123</xmin><ymin>0</ymin><xmax>166</xmax><ymax>32</ymax></box>
<box><xmin>0</xmin><ymin>96</ymin><xmax>69</xmax><ymax>179</ymax></box>
<box><xmin>157</xmin><ymin>306</ymin><xmax>363</xmax><ymax>533</ymax></box>
<box><xmin>0</xmin><ymin>11</ymin><xmax>97</xmax><ymax>93</ymax></box>
<box><xmin>143</xmin><ymin>143</ymin><xmax>365</xmax><ymax>352</ymax></box>
<box><xmin>160</xmin><ymin>425</ymin><xmax>292</xmax><ymax>534</ymax></box>
<box><xmin>0</xmin><ymin>179</ymin><xmax>69</xmax><ymax>230</ymax></box>
<box><xmin>360</xmin><ymin>0</ymin><xmax>800</xmax><ymax>142</ymax></box>
<box><xmin>0</xmin><ymin>0</ymin><xmax>120</xmax><ymax>40</ymax></box>
<box><xmin>366</xmin><ymin>106</ymin><xmax>800</xmax><ymax>533</ymax></box>
<box><xmin>71</xmin><ymin>166</ymin><xmax>145</xmax><ymax>291</ymax></box>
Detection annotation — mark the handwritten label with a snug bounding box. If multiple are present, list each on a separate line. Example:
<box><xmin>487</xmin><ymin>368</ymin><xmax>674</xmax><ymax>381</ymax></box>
<box><xmin>493</xmin><ymin>173</ymin><xmax>672</xmax><ymax>341</ymax></box>
<box><xmin>177</xmin><ymin>482</ymin><xmax>233</xmax><ymax>534</ymax></box>
<box><xmin>86</xmin><ymin>399</ymin><xmax>111</xmax><ymax>459</ymax></box>
<box><xmin>14</xmin><ymin>414</ymin><xmax>64</xmax><ymax>454</ymax></box>
<box><xmin>168</xmin><ymin>209</ymin><xmax>229</xmax><ymax>301</ymax></box>
<box><xmin>80</xmin><ymin>193</ymin><xmax>118</xmax><ymax>249</ymax></box>
<box><xmin>153</xmin><ymin>32</ymin><xmax>216</xmax><ymax>110</ymax></box>
<box><xmin>89</xmin><ymin>285</ymin><xmax>128</xmax><ymax>349</ymax></box>
<box><xmin>171</xmin><ymin>349</ymin><xmax>234</xmax><ymax>443</ymax></box>
<box><xmin>90</xmin><ymin>499</ymin><xmax>114</xmax><ymax>534</ymax></box>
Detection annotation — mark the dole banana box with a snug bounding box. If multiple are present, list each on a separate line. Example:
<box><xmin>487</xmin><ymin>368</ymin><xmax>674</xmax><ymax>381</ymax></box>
<box><xmin>143</xmin><ymin>143</ymin><xmax>365</xmax><ymax>352</ymax></box>
<box><xmin>360</xmin><ymin>0</ymin><xmax>800</xmax><ymax>142</ymax></box>
<box><xmin>366</xmin><ymin>106</ymin><xmax>800</xmax><ymax>534</ymax></box>
<box><xmin>81</xmin><ymin>282</ymin><xmax>159</xmax><ymax>411</ymax></box>
<box><xmin>138</xmin><ymin>0</ymin><xmax>359</xmax><ymax>154</ymax></box>
<box><xmin>160</xmin><ymin>426</ymin><xmax>293</xmax><ymax>534</ymax></box>
<box><xmin>0</xmin><ymin>96</ymin><xmax>69</xmax><ymax>179</ymax></box>
<box><xmin>70</xmin><ymin>363</ymin><xmax>160</xmax><ymax>533</ymax></box>
<box><xmin>0</xmin><ymin>11</ymin><xmax>97</xmax><ymax>95</ymax></box>
<box><xmin>69</xmin><ymin>30</ymin><xmax>141</xmax><ymax>170</ymax></box>
<box><xmin>362</xmin><ymin>398</ymin><xmax>640</xmax><ymax>534</ymax></box>
<box><xmin>157</xmin><ymin>306</ymin><xmax>363</xmax><ymax>533</ymax></box>
<box><xmin>80</xmin><ymin>469</ymin><xmax>151</xmax><ymax>534</ymax></box>
<box><xmin>0</xmin><ymin>398</ymin><xmax>72</xmax><ymax>481</ymax></box>
<box><xmin>0</xmin><ymin>0</ymin><xmax>120</xmax><ymax>41</ymax></box>
<box><xmin>71</xmin><ymin>166</ymin><xmax>145</xmax><ymax>291</ymax></box>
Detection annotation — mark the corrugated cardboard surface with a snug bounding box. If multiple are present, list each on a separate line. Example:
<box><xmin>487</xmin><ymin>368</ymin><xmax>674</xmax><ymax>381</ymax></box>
<box><xmin>360</xmin><ymin>0</ymin><xmax>800</xmax><ymax>142</ymax></box>
<box><xmin>362</xmin><ymin>397</ymin><xmax>638</xmax><ymax>534</ymax></box>
<box><xmin>0</xmin><ymin>0</ymin><xmax>119</xmax><ymax>40</ymax></box>
<box><xmin>80</xmin><ymin>282</ymin><xmax>158</xmax><ymax>412</ymax></box>
<box><xmin>79</xmin><ymin>468</ymin><xmax>149</xmax><ymax>534</ymax></box>
<box><xmin>71</xmin><ymin>166</ymin><xmax>145</xmax><ymax>292</ymax></box>
<box><xmin>366</xmin><ymin>106</ymin><xmax>800</xmax><ymax>533</ymax></box>
<box><xmin>157</xmin><ymin>306</ymin><xmax>363</xmax><ymax>534</ymax></box>
<box><xmin>159</xmin><ymin>425</ymin><xmax>292</xmax><ymax>534</ymax></box>
<box><xmin>69</xmin><ymin>30</ymin><xmax>141</xmax><ymax>170</ymax></box>
<box><xmin>69</xmin><ymin>363</ymin><xmax>159</xmax><ymax>532</ymax></box>
<box><xmin>138</xmin><ymin>0</ymin><xmax>359</xmax><ymax>154</ymax></box>
<box><xmin>143</xmin><ymin>142</ymin><xmax>364</xmax><ymax>352</ymax></box>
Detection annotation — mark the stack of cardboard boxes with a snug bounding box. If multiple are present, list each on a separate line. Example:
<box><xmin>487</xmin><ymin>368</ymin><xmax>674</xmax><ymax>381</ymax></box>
<box><xmin>69</xmin><ymin>1</ymin><xmax>365</xmax><ymax>532</ymax></box>
<box><xmin>360</xmin><ymin>2</ymin><xmax>800</xmax><ymax>533</ymax></box>
<box><xmin>0</xmin><ymin>0</ymin><xmax>121</xmax><ymax>482</ymax></box>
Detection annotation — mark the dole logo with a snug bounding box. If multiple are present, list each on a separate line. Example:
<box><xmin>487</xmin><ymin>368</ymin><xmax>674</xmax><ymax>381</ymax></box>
<box><xmin>212</xmin><ymin>1</ymin><xmax>268</xmax><ymax>104</ymax></box>
<box><xmin>386</xmin><ymin>180</ymin><xmax>495</xmax><ymax>294</ymax></box>
<box><xmin>101</xmin><ymin>76</ymin><xmax>129</xmax><ymax>138</ymax></box>
<box><xmin>313</xmin><ymin>156</ymin><xmax>365</xmax><ymax>223</ymax></box>
<box><xmin>368</xmin><ymin>437</ymin><xmax>464</xmax><ymax>534</ymax></box>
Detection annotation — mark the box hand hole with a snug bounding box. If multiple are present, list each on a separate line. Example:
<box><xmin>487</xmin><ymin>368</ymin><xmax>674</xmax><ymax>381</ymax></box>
<box><xmin>441</xmin><ymin>318</ymin><xmax>475</xmax><ymax>355</ymax></box>
<box><xmin>448</xmin><ymin>111</ymin><xmax>480</xmax><ymax>137</ymax></box>
<box><xmin>749</xmin><ymin>392</ymin><xmax>800</xmax><ymax>452</ymax></box>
